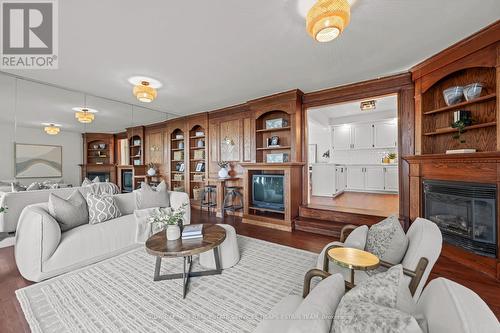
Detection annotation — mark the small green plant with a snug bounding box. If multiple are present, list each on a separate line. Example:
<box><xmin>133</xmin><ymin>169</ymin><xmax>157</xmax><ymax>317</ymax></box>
<box><xmin>387</xmin><ymin>153</ymin><xmax>397</xmax><ymax>160</ymax></box>
<box><xmin>0</xmin><ymin>207</ymin><xmax>6</xmax><ymax>214</ymax></box>
<box><xmin>451</xmin><ymin>120</ymin><xmax>467</xmax><ymax>143</ymax></box>
<box><xmin>217</xmin><ymin>161</ymin><xmax>230</xmax><ymax>169</ymax></box>
<box><xmin>148</xmin><ymin>203</ymin><xmax>188</xmax><ymax>229</ymax></box>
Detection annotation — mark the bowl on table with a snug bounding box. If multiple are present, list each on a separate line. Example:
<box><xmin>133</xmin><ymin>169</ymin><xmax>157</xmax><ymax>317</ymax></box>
<box><xmin>443</xmin><ymin>86</ymin><xmax>464</xmax><ymax>106</ymax></box>
<box><xmin>463</xmin><ymin>83</ymin><xmax>483</xmax><ymax>101</ymax></box>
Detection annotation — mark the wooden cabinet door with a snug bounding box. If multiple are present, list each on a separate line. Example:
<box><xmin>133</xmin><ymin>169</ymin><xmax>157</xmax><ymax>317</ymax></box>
<box><xmin>352</xmin><ymin>124</ymin><xmax>373</xmax><ymax>149</ymax></box>
<box><xmin>365</xmin><ymin>166</ymin><xmax>385</xmax><ymax>191</ymax></box>
<box><xmin>374</xmin><ymin>121</ymin><xmax>397</xmax><ymax>148</ymax></box>
<box><xmin>346</xmin><ymin>166</ymin><xmax>365</xmax><ymax>190</ymax></box>
<box><xmin>384</xmin><ymin>166</ymin><xmax>399</xmax><ymax>191</ymax></box>
<box><xmin>146</xmin><ymin>132</ymin><xmax>163</xmax><ymax>164</ymax></box>
<box><xmin>332</xmin><ymin>126</ymin><xmax>351</xmax><ymax>150</ymax></box>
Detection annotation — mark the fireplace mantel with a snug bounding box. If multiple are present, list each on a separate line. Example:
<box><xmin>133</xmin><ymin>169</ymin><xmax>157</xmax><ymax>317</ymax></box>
<box><xmin>403</xmin><ymin>153</ymin><xmax>500</xmax><ymax>280</ymax></box>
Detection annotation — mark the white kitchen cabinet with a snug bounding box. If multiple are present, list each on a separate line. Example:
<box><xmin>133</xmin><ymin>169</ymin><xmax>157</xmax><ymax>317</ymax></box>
<box><xmin>311</xmin><ymin>164</ymin><xmax>336</xmax><ymax>197</ymax></box>
<box><xmin>374</xmin><ymin>121</ymin><xmax>397</xmax><ymax>148</ymax></box>
<box><xmin>365</xmin><ymin>166</ymin><xmax>385</xmax><ymax>190</ymax></box>
<box><xmin>352</xmin><ymin>124</ymin><xmax>373</xmax><ymax>149</ymax></box>
<box><xmin>346</xmin><ymin>166</ymin><xmax>365</xmax><ymax>190</ymax></box>
<box><xmin>335</xmin><ymin>166</ymin><xmax>347</xmax><ymax>193</ymax></box>
<box><xmin>332</xmin><ymin>125</ymin><xmax>351</xmax><ymax>150</ymax></box>
<box><xmin>384</xmin><ymin>166</ymin><xmax>399</xmax><ymax>191</ymax></box>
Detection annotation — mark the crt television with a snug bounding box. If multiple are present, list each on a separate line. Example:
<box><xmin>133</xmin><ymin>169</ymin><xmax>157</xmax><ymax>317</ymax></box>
<box><xmin>252</xmin><ymin>174</ymin><xmax>285</xmax><ymax>211</ymax></box>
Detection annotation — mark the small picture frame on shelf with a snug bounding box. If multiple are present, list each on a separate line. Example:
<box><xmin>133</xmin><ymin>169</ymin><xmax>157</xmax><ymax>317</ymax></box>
<box><xmin>265</xmin><ymin>118</ymin><xmax>288</xmax><ymax>129</ymax></box>
<box><xmin>195</xmin><ymin>162</ymin><xmax>205</xmax><ymax>172</ymax></box>
<box><xmin>267</xmin><ymin>136</ymin><xmax>280</xmax><ymax>147</ymax></box>
<box><xmin>133</xmin><ymin>139</ymin><xmax>141</xmax><ymax>146</ymax></box>
<box><xmin>133</xmin><ymin>159</ymin><xmax>141</xmax><ymax>166</ymax></box>
<box><xmin>179</xmin><ymin>163</ymin><xmax>185</xmax><ymax>172</ymax></box>
<box><xmin>195</xmin><ymin>131</ymin><xmax>204</xmax><ymax>137</ymax></box>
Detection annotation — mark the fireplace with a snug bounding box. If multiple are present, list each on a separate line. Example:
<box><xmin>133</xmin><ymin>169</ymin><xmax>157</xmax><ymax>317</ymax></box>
<box><xmin>424</xmin><ymin>180</ymin><xmax>497</xmax><ymax>257</ymax></box>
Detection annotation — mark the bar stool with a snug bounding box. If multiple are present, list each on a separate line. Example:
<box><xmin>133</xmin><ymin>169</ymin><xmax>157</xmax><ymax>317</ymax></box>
<box><xmin>222</xmin><ymin>186</ymin><xmax>243</xmax><ymax>216</ymax></box>
<box><xmin>200</xmin><ymin>185</ymin><xmax>217</xmax><ymax>213</ymax></box>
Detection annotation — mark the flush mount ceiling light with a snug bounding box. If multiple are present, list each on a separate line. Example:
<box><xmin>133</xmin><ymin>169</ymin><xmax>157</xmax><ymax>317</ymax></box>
<box><xmin>43</xmin><ymin>123</ymin><xmax>61</xmax><ymax>135</ymax></box>
<box><xmin>128</xmin><ymin>76</ymin><xmax>162</xmax><ymax>103</ymax></box>
<box><xmin>306</xmin><ymin>0</ymin><xmax>351</xmax><ymax>42</ymax></box>
<box><xmin>73</xmin><ymin>107</ymin><xmax>98</xmax><ymax>124</ymax></box>
<box><xmin>360</xmin><ymin>100</ymin><xmax>376</xmax><ymax>111</ymax></box>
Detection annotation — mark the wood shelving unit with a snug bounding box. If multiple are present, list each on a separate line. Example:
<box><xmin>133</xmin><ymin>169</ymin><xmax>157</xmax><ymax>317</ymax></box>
<box><xmin>255</xmin><ymin>111</ymin><xmax>292</xmax><ymax>163</ymax></box>
<box><xmin>424</xmin><ymin>122</ymin><xmax>496</xmax><ymax>136</ymax></box>
<box><xmin>170</xmin><ymin>129</ymin><xmax>185</xmax><ymax>192</ymax></box>
<box><xmin>423</xmin><ymin>93</ymin><xmax>496</xmax><ymax>115</ymax></box>
<box><xmin>188</xmin><ymin>123</ymin><xmax>207</xmax><ymax>203</ymax></box>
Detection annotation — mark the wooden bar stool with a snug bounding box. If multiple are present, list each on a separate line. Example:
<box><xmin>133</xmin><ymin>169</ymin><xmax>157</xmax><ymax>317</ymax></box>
<box><xmin>200</xmin><ymin>185</ymin><xmax>217</xmax><ymax>213</ymax></box>
<box><xmin>222</xmin><ymin>186</ymin><xmax>243</xmax><ymax>217</ymax></box>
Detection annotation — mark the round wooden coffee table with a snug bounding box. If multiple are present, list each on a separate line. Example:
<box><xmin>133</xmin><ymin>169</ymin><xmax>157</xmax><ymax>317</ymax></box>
<box><xmin>145</xmin><ymin>224</ymin><xmax>226</xmax><ymax>298</ymax></box>
<box><xmin>327</xmin><ymin>247</ymin><xmax>380</xmax><ymax>288</ymax></box>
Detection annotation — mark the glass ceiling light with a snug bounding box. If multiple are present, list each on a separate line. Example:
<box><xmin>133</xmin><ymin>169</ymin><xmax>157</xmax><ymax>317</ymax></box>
<box><xmin>306</xmin><ymin>0</ymin><xmax>350</xmax><ymax>42</ymax></box>
<box><xmin>43</xmin><ymin>123</ymin><xmax>61</xmax><ymax>135</ymax></box>
<box><xmin>73</xmin><ymin>107</ymin><xmax>98</xmax><ymax>124</ymax></box>
<box><xmin>128</xmin><ymin>76</ymin><xmax>162</xmax><ymax>103</ymax></box>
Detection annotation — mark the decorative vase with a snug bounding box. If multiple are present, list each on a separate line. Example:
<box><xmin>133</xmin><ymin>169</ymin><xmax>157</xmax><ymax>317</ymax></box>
<box><xmin>218</xmin><ymin>167</ymin><xmax>229</xmax><ymax>179</ymax></box>
<box><xmin>166</xmin><ymin>225</ymin><xmax>181</xmax><ymax>241</ymax></box>
<box><xmin>389</xmin><ymin>158</ymin><xmax>396</xmax><ymax>164</ymax></box>
<box><xmin>178</xmin><ymin>142</ymin><xmax>184</xmax><ymax>149</ymax></box>
<box><xmin>197</xmin><ymin>139</ymin><xmax>204</xmax><ymax>148</ymax></box>
<box><xmin>147</xmin><ymin>168</ymin><xmax>156</xmax><ymax>176</ymax></box>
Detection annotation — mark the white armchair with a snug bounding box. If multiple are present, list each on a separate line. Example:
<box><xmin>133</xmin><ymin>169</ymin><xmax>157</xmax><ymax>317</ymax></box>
<box><xmin>317</xmin><ymin>217</ymin><xmax>442</xmax><ymax>299</ymax></box>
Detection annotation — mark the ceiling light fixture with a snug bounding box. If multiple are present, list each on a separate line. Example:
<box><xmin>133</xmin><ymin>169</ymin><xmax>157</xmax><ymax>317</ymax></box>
<box><xmin>306</xmin><ymin>0</ymin><xmax>350</xmax><ymax>42</ymax></box>
<box><xmin>128</xmin><ymin>76</ymin><xmax>162</xmax><ymax>103</ymax></box>
<box><xmin>360</xmin><ymin>100</ymin><xmax>376</xmax><ymax>111</ymax></box>
<box><xmin>43</xmin><ymin>123</ymin><xmax>61</xmax><ymax>135</ymax></box>
<box><xmin>73</xmin><ymin>107</ymin><xmax>98</xmax><ymax>124</ymax></box>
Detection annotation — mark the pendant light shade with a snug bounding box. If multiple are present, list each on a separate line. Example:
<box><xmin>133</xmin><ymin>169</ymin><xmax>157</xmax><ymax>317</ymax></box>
<box><xmin>306</xmin><ymin>0</ymin><xmax>350</xmax><ymax>42</ymax></box>
<box><xmin>73</xmin><ymin>107</ymin><xmax>97</xmax><ymax>124</ymax></box>
<box><xmin>44</xmin><ymin>124</ymin><xmax>60</xmax><ymax>135</ymax></box>
<box><xmin>133</xmin><ymin>81</ymin><xmax>157</xmax><ymax>103</ymax></box>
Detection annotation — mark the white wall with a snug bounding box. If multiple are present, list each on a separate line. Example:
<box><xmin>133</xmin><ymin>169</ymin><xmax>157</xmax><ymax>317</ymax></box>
<box><xmin>308</xmin><ymin>118</ymin><xmax>331</xmax><ymax>163</ymax></box>
<box><xmin>0</xmin><ymin>123</ymin><xmax>83</xmax><ymax>186</ymax></box>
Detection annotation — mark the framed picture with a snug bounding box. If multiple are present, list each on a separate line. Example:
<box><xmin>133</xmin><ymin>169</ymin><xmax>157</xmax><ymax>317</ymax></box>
<box><xmin>15</xmin><ymin>143</ymin><xmax>62</xmax><ymax>178</ymax></box>
<box><xmin>267</xmin><ymin>136</ymin><xmax>280</xmax><ymax>147</ymax></box>
<box><xmin>308</xmin><ymin>144</ymin><xmax>317</xmax><ymax>164</ymax></box>
<box><xmin>195</xmin><ymin>162</ymin><xmax>205</xmax><ymax>172</ymax></box>
<box><xmin>179</xmin><ymin>163</ymin><xmax>185</xmax><ymax>172</ymax></box>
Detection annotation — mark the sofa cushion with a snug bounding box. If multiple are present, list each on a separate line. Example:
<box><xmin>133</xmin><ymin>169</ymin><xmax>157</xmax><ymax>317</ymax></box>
<box><xmin>43</xmin><ymin>214</ymin><xmax>137</xmax><ymax>273</ymax></box>
<box><xmin>48</xmin><ymin>190</ymin><xmax>89</xmax><ymax>232</ymax></box>
<box><xmin>366</xmin><ymin>215</ymin><xmax>409</xmax><ymax>265</ymax></box>
<box><xmin>134</xmin><ymin>207</ymin><xmax>163</xmax><ymax>243</ymax></box>
<box><xmin>26</xmin><ymin>182</ymin><xmax>41</xmax><ymax>191</ymax></box>
<box><xmin>254</xmin><ymin>295</ymin><xmax>303</xmax><ymax>333</ymax></box>
<box><xmin>344</xmin><ymin>225</ymin><xmax>368</xmax><ymax>250</ymax></box>
<box><xmin>288</xmin><ymin>273</ymin><xmax>345</xmax><ymax>333</ymax></box>
<box><xmin>135</xmin><ymin>181</ymin><xmax>169</xmax><ymax>210</ymax></box>
<box><xmin>81</xmin><ymin>178</ymin><xmax>92</xmax><ymax>186</ymax></box>
<box><xmin>86</xmin><ymin>193</ymin><xmax>122</xmax><ymax>224</ymax></box>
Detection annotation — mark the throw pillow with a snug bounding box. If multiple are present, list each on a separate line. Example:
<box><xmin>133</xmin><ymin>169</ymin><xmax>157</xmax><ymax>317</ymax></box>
<box><xmin>48</xmin><ymin>190</ymin><xmax>89</xmax><ymax>232</ymax></box>
<box><xmin>365</xmin><ymin>215</ymin><xmax>409</xmax><ymax>265</ymax></box>
<box><xmin>288</xmin><ymin>273</ymin><xmax>345</xmax><ymax>333</ymax></box>
<box><xmin>134</xmin><ymin>207</ymin><xmax>169</xmax><ymax>242</ymax></box>
<box><xmin>11</xmin><ymin>182</ymin><xmax>26</xmax><ymax>192</ymax></box>
<box><xmin>81</xmin><ymin>178</ymin><xmax>92</xmax><ymax>186</ymax></box>
<box><xmin>86</xmin><ymin>193</ymin><xmax>122</xmax><ymax>224</ymax></box>
<box><xmin>26</xmin><ymin>182</ymin><xmax>41</xmax><ymax>191</ymax></box>
<box><xmin>92</xmin><ymin>176</ymin><xmax>100</xmax><ymax>183</ymax></box>
<box><xmin>344</xmin><ymin>225</ymin><xmax>368</xmax><ymax>250</ymax></box>
<box><xmin>134</xmin><ymin>181</ymin><xmax>170</xmax><ymax>210</ymax></box>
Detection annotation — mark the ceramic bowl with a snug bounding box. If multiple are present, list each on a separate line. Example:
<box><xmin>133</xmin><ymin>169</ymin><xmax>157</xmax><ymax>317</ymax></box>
<box><xmin>463</xmin><ymin>83</ymin><xmax>483</xmax><ymax>101</ymax></box>
<box><xmin>443</xmin><ymin>86</ymin><xmax>464</xmax><ymax>106</ymax></box>
<box><xmin>99</xmin><ymin>143</ymin><xmax>106</xmax><ymax>149</ymax></box>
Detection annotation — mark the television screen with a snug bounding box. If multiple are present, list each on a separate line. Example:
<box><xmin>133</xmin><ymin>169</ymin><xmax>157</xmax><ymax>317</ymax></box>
<box><xmin>252</xmin><ymin>175</ymin><xmax>284</xmax><ymax>210</ymax></box>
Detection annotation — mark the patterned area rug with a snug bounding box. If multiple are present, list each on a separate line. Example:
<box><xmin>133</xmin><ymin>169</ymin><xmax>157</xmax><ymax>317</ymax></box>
<box><xmin>16</xmin><ymin>236</ymin><xmax>317</xmax><ymax>333</ymax></box>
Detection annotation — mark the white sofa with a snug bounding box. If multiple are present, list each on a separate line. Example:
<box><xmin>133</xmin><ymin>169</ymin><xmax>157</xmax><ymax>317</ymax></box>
<box><xmin>254</xmin><ymin>276</ymin><xmax>500</xmax><ymax>333</ymax></box>
<box><xmin>15</xmin><ymin>191</ymin><xmax>190</xmax><ymax>282</ymax></box>
<box><xmin>0</xmin><ymin>186</ymin><xmax>81</xmax><ymax>233</ymax></box>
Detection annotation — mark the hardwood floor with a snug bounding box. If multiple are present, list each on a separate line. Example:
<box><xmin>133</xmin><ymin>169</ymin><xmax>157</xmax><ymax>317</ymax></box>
<box><xmin>309</xmin><ymin>192</ymin><xmax>399</xmax><ymax>217</ymax></box>
<box><xmin>1</xmin><ymin>210</ymin><xmax>499</xmax><ymax>333</ymax></box>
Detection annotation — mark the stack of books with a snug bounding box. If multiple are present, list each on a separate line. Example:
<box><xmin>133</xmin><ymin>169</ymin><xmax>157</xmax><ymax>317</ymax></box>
<box><xmin>182</xmin><ymin>224</ymin><xmax>203</xmax><ymax>240</ymax></box>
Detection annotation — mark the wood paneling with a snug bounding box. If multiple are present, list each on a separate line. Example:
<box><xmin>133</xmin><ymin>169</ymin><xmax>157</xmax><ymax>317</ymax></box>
<box><xmin>243</xmin><ymin>118</ymin><xmax>252</xmax><ymax>162</ymax></box>
<box><xmin>220</xmin><ymin>119</ymin><xmax>241</xmax><ymax>162</ymax></box>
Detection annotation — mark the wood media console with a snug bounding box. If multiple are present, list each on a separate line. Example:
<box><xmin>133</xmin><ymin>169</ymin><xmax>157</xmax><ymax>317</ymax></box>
<box><xmin>240</xmin><ymin>163</ymin><xmax>304</xmax><ymax>232</ymax></box>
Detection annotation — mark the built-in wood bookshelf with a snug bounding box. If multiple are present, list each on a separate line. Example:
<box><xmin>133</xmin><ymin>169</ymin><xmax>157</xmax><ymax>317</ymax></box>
<box><xmin>188</xmin><ymin>125</ymin><xmax>207</xmax><ymax>203</ymax></box>
<box><xmin>255</xmin><ymin>110</ymin><xmax>292</xmax><ymax>163</ymax></box>
<box><xmin>170</xmin><ymin>128</ymin><xmax>186</xmax><ymax>192</ymax></box>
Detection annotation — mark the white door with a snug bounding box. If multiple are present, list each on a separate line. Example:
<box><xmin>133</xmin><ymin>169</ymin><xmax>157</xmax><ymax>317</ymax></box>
<box><xmin>365</xmin><ymin>166</ymin><xmax>385</xmax><ymax>191</ymax></box>
<box><xmin>352</xmin><ymin>124</ymin><xmax>373</xmax><ymax>149</ymax></box>
<box><xmin>311</xmin><ymin>164</ymin><xmax>336</xmax><ymax>197</ymax></box>
<box><xmin>346</xmin><ymin>166</ymin><xmax>365</xmax><ymax>190</ymax></box>
<box><xmin>384</xmin><ymin>167</ymin><xmax>399</xmax><ymax>191</ymax></box>
<box><xmin>332</xmin><ymin>126</ymin><xmax>351</xmax><ymax>150</ymax></box>
<box><xmin>374</xmin><ymin>121</ymin><xmax>397</xmax><ymax>148</ymax></box>
<box><xmin>335</xmin><ymin>166</ymin><xmax>347</xmax><ymax>193</ymax></box>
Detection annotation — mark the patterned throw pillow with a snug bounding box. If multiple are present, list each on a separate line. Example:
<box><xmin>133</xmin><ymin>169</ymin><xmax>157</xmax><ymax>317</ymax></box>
<box><xmin>81</xmin><ymin>178</ymin><xmax>92</xmax><ymax>186</ymax></box>
<box><xmin>365</xmin><ymin>215</ymin><xmax>409</xmax><ymax>265</ymax></box>
<box><xmin>86</xmin><ymin>193</ymin><xmax>122</xmax><ymax>224</ymax></box>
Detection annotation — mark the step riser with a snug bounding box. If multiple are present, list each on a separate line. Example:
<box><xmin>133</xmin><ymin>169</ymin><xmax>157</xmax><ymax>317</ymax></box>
<box><xmin>299</xmin><ymin>206</ymin><xmax>384</xmax><ymax>226</ymax></box>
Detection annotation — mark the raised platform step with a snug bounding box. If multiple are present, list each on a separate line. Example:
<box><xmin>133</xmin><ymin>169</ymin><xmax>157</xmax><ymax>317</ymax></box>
<box><xmin>294</xmin><ymin>217</ymin><xmax>343</xmax><ymax>238</ymax></box>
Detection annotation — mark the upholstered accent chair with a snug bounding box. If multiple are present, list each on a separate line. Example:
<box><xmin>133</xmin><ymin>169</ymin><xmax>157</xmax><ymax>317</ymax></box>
<box><xmin>317</xmin><ymin>217</ymin><xmax>442</xmax><ymax>299</ymax></box>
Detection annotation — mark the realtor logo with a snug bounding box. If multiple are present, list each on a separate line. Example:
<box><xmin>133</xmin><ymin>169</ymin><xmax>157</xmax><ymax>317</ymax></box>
<box><xmin>1</xmin><ymin>0</ymin><xmax>58</xmax><ymax>69</ymax></box>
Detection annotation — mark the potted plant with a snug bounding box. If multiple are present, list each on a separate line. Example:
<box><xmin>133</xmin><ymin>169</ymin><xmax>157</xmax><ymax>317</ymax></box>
<box><xmin>148</xmin><ymin>203</ymin><xmax>188</xmax><ymax>240</ymax></box>
<box><xmin>217</xmin><ymin>161</ymin><xmax>230</xmax><ymax>179</ymax></box>
<box><xmin>147</xmin><ymin>162</ymin><xmax>157</xmax><ymax>176</ymax></box>
<box><xmin>451</xmin><ymin>120</ymin><xmax>467</xmax><ymax>144</ymax></box>
<box><xmin>0</xmin><ymin>207</ymin><xmax>6</xmax><ymax>214</ymax></box>
<box><xmin>388</xmin><ymin>153</ymin><xmax>397</xmax><ymax>164</ymax></box>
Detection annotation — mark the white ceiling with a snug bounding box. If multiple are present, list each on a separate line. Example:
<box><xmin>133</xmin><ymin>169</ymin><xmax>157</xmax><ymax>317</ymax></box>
<box><xmin>1</xmin><ymin>0</ymin><xmax>499</xmax><ymax>131</ymax></box>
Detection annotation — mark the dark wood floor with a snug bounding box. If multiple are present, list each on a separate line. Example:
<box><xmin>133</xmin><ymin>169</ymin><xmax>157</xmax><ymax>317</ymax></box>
<box><xmin>309</xmin><ymin>192</ymin><xmax>399</xmax><ymax>217</ymax></box>
<box><xmin>1</xmin><ymin>211</ymin><xmax>499</xmax><ymax>333</ymax></box>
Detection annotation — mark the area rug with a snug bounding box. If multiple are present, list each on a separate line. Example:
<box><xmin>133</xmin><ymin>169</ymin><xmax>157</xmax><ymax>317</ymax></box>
<box><xmin>16</xmin><ymin>236</ymin><xmax>318</xmax><ymax>333</ymax></box>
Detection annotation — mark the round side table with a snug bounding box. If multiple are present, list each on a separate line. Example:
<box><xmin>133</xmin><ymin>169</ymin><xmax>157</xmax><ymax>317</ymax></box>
<box><xmin>327</xmin><ymin>247</ymin><xmax>380</xmax><ymax>288</ymax></box>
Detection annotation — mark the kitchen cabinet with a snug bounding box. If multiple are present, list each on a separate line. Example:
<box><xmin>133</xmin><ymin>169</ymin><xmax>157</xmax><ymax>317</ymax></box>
<box><xmin>384</xmin><ymin>166</ymin><xmax>398</xmax><ymax>191</ymax></box>
<box><xmin>346</xmin><ymin>166</ymin><xmax>365</xmax><ymax>190</ymax></box>
<box><xmin>352</xmin><ymin>124</ymin><xmax>373</xmax><ymax>149</ymax></box>
<box><xmin>374</xmin><ymin>121</ymin><xmax>397</xmax><ymax>148</ymax></box>
<box><xmin>365</xmin><ymin>166</ymin><xmax>385</xmax><ymax>190</ymax></box>
<box><xmin>335</xmin><ymin>166</ymin><xmax>347</xmax><ymax>193</ymax></box>
<box><xmin>332</xmin><ymin>125</ymin><xmax>351</xmax><ymax>150</ymax></box>
<box><xmin>311</xmin><ymin>164</ymin><xmax>336</xmax><ymax>197</ymax></box>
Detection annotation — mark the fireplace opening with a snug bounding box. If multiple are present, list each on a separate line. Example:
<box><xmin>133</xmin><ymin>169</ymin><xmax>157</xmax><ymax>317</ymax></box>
<box><xmin>423</xmin><ymin>180</ymin><xmax>497</xmax><ymax>258</ymax></box>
